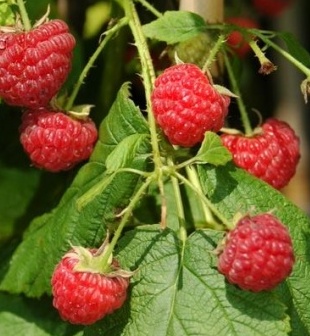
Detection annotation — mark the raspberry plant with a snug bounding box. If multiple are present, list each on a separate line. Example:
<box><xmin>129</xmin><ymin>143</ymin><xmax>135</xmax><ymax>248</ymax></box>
<box><xmin>1</xmin><ymin>0</ymin><xmax>310</xmax><ymax>335</ymax></box>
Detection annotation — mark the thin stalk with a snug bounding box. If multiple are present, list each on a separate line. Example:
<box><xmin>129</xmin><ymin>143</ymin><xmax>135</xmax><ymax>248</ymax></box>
<box><xmin>202</xmin><ymin>34</ymin><xmax>226</xmax><ymax>73</ymax></box>
<box><xmin>174</xmin><ymin>171</ymin><xmax>232</xmax><ymax>230</ymax></box>
<box><xmin>16</xmin><ymin>0</ymin><xmax>31</xmax><ymax>30</ymax></box>
<box><xmin>135</xmin><ymin>0</ymin><xmax>162</xmax><ymax>18</ymax></box>
<box><xmin>224</xmin><ymin>52</ymin><xmax>253</xmax><ymax>135</ymax></box>
<box><xmin>100</xmin><ymin>176</ymin><xmax>153</xmax><ymax>269</ymax></box>
<box><xmin>65</xmin><ymin>17</ymin><xmax>129</xmax><ymax>111</ymax></box>
<box><xmin>185</xmin><ymin>165</ymin><xmax>217</xmax><ymax>227</ymax></box>
<box><xmin>249</xmin><ymin>39</ymin><xmax>277</xmax><ymax>75</ymax></box>
<box><xmin>257</xmin><ymin>33</ymin><xmax>310</xmax><ymax>78</ymax></box>
<box><xmin>168</xmin><ymin>159</ymin><xmax>187</xmax><ymax>242</ymax></box>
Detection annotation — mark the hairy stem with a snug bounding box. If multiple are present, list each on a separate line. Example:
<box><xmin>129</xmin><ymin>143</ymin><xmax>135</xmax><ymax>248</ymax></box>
<box><xmin>16</xmin><ymin>0</ymin><xmax>32</xmax><ymax>30</ymax></box>
<box><xmin>123</xmin><ymin>0</ymin><xmax>167</xmax><ymax>226</ymax></box>
<box><xmin>135</xmin><ymin>0</ymin><xmax>162</xmax><ymax>18</ymax></box>
<box><xmin>257</xmin><ymin>32</ymin><xmax>310</xmax><ymax>78</ymax></box>
<box><xmin>65</xmin><ymin>17</ymin><xmax>129</xmax><ymax>111</ymax></box>
<box><xmin>224</xmin><ymin>52</ymin><xmax>253</xmax><ymax>135</ymax></box>
<box><xmin>100</xmin><ymin>176</ymin><xmax>153</xmax><ymax>269</ymax></box>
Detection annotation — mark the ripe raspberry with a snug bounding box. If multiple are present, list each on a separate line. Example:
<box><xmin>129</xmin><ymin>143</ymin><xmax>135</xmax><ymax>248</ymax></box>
<box><xmin>51</xmin><ymin>247</ymin><xmax>130</xmax><ymax>325</ymax></box>
<box><xmin>19</xmin><ymin>108</ymin><xmax>98</xmax><ymax>172</ymax></box>
<box><xmin>218</xmin><ymin>213</ymin><xmax>295</xmax><ymax>292</ymax></box>
<box><xmin>221</xmin><ymin>118</ymin><xmax>300</xmax><ymax>189</ymax></box>
<box><xmin>0</xmin><ymin>19</ymin><xmax>75</xmax><ymax>108</ymax></box>
<box><xmin>252</xmin><ymin>0</ymin><xmax>294</xmax><ymax>17</ymax></box>
<box><xmin>151</xmin><ymin>63</ymin><xmax>230</xmax><ymax>147</ymax></box>
<box><xmin>226</xmin><ymin>17</ymin><xmax>259</xmax><ymax>58</ymax></box>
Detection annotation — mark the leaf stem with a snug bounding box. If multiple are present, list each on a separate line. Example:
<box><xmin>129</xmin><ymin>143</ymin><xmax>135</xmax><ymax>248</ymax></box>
<box><xmin>174</xmin><ymin>170</ymin><xmax>232</xmax><ymax>230</ymax></box>
<box><xmin>16</xmin><ymin>0</ymin><xmax>31</xmax><ymax>31</ymax></box>
<box><xmin>185</xmin><ymin>165</ymin><xmax>226</xmax><ymax>230</ymax></box>
<box><xmin>123</xmin><ymin>0</ymin><xmax>166</xmax><ymax>226</ymax></box>
<box><xmin>168</xmin><ymin>159</ymin><xmax>187</xmax><ymax>242</ymax></box>
<box><xmin>202</xmin><ymin>34</ymin><xmax>225</xmax><ymax>73</ymax></box>
<box><xmin>224</xmin><ymin>52</ymin><xmax>253</xmax><ymax>135</ymax></box>
<box><xmin>257</xmin><ymin>32</ymin><xmax>310</xmax><ymax>78</ymax></box>
<box><xmin>64</xmin><ymin>17</ymin><xmax>129</xmax><ymax>111</ymax></box>
<box><xmin>100</xmin><ymin>176</ymin><xmax>153</xmax><ymax>270</ymax></box>
<box><xmin>135</xmin><ymin>0</ymin><xmax>162</xmax><ymax>18</ymax></box>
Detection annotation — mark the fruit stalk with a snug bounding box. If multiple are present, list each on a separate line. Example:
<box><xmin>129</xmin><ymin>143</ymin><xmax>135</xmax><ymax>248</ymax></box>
<box><xmin>136</xmin><ymin>0</ymin><xmax>162</xmax><ymax>18</ymax></box>
<box><xmin>224</xmin><ymin>52</ymin><xmax>253</xmax><ymax>135</ymax></box>
<box><xmin>16</xmin><ymin>0</ymin><xmax>32</xmax><ymax>30</ymax></box>
<box><xmin>99</xmin><ymin>175</ymin><xmax>153</xmax><ymax>270</ymax></box>
<box><xmin>168</xmin><ymin>158</ymin><xmax>187</xmax><ymax>242</ymax></box>
<box><xmin>65</xmin><ymin>17</ymin><xmax>129</xmax><ymax>111</ymax></box>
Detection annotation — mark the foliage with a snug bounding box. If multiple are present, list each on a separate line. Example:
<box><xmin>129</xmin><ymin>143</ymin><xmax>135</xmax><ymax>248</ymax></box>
<box><xmin>1</xmin><ymin>0</ymin><xmax>310</xmax><ymax>335</ymax></box>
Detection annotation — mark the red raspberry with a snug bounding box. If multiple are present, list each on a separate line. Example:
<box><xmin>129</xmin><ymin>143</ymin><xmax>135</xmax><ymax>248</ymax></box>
<box><xmin>151</xmin><ymin>63</ymin><xmax>230</xmax><ymax>147</ymax></box>
<box><xmin>226</xmin><ymin>17</ymin><xmax>259</xmax><ymax>58</ymax></box>
<box><xmin>218</xmin><ymin>213</ymin><xmax>295</xmax><ymax>292</ymax></box>
<box><xmin>51</xmin><ymin>247</ymin><xmax>130</xmax><ymax>325</ymax></box>
<box><xmin>19</xmin><ymin>108</ymin><xmax>98</xmax><ymax>172</ymax></box>
<box><xmin>0</xmin><ymin>19</ymin><xmax>75</xmax><ymax>108</ymax></box>
<box><xmin>252</xmin><ymin>0</ymin><xmax>294</xmax><ymax>17</ymax></box>
<box><xmin>221</xmin><ymin>118</ymin><xmax>300</xmax><ymax>189</ymax></box>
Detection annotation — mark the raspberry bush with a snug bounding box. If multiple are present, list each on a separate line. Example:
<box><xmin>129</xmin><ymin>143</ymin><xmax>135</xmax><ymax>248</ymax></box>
<box><xmin>0</xmin><ymin>0</ymin><xmax>310</xmax><ymax>336</ymax></box>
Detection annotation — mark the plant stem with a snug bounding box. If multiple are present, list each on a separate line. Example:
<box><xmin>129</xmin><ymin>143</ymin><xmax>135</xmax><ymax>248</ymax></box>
<box><xmin>100</xmin><ymin>176</ymin><xmax>153</xmax><ymax>269</ymax></box>
<box><xmin>202</xmin><ymin>34</ymin><xmax>226</xmax><ymax>73</ymax></box>
<box><xmin>257</xmin><ymin>33</ymin><xmax>310</xmax><ymax>78</ymax></box>
<box><xmin>135</xmin><ymin>0</ymin><xmax>162</xmax><ymax>18</ymax></box>
<box><xmin>174</xmin><ymin>171</ymin><xmax>232</xmax><ymax>230</ymax></box>
<box><xmin>185</xmin><ymin>165</ymin><xmax>217</xmax><ymax>227</ymax></box>
<box><xmin>16</xmin><ymin>0</ymin><xmax>31</xmax><ymax>30</ymax></box>
<box><xmin>168</xmin><ymin>159</ymin><xmax>187</xmax><ymax>242</ymax></box>
<box><xmin>123</xmin><ymin>0</ymin><xmax>166</xmax><ymax>226</ymax></box>
<box><xmin>64</xmin><ymin>17</ymin><xmax>128</xmax><ymax>111</ymax></box>
<box><xmin>224</xmin><ymin>52</ymin><xmax>253</xmax><ymax>135</ymax></box>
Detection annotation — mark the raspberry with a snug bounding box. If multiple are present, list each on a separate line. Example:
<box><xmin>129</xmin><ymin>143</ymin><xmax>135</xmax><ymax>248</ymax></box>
<box><xmin>151</xmin><ymin>63</ymin><xmax>230</xmax><ymax>147</ymax></box>
<box><xmin>221</xmin><ymin>118</ymin><xmax>300</xmax><ymax>189</ymax></box>
<box><xmin>0</xmin><ymin>19</ymin><xmax>75</xmax><ymax>108</ymax></box>
<box><xmin>51</xmin><ymin>247</ymin><xmax>130</xmax><ymax>325</ymax></box>
<box><xmin>252</xmin><ymin>0</ymin><xmax>294</xmax><ymax>17</ymax></box>
<box><xmin>218</xmin><ymin>213</ymin><xmax>295</xmax><ymax>292</ymax></box>
<box><xmin>226</xmin><ymin>17</ymin><xmax>259</xmax><ymax>58</ymax></box>
<box><xmin>19</xmin><ymin>108</ymin><xmax>98</xmax><ymax>172</ymax></box>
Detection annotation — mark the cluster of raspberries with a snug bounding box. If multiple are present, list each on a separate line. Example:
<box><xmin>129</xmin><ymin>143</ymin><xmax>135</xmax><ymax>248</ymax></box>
<box><xmin>151</xmin><ymin>63</ymin><xmax>300</xmax><ymax>190</ymax></box>
<box><xmin>0</xmin><ymin>19</ymin><xmax>98</xmax><ymax>172</ymax></box>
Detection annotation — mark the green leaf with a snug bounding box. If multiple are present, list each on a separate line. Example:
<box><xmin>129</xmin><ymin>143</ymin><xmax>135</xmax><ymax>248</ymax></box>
<box><xmin>85</xmin><ymin>227</ymin><xmax>290</xmax><ymax>336</ymax></box>
<box><xmin>277</xmin><ymin>32</ymin><xmax>310</xmax><ymax>68</ymax></box>
<box><xmin>0</xmin><ymin>293</ymin><xmax>82</xmax><ymax>336</ymax></box>
<box><xmin>106</xmin><ymin>133</ymin><xmax>150</xmax><ymax>173</ymax></box>
<box><xmin>0</xmin><ymin>164</ymin><xmax>41</xmax><ymax>242</ymax></box>
<box><xmin>195</xmin><ymin>131</ymin><xmax>232</xmax><ymax>165</ymax></box>
<box><xmin>0</xmin><ymin>84</ymin><xmax>150</xmax><ymax>297</ymax></box>
<box><xmin>142</xmin><ymin>11</ymin><xmax>207</xmax><ymax>44</ymax></box>
<box><xmin>197</xmin><ymin>163</ymin><xmax>310</xmax><ymax>334</ymax></box>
